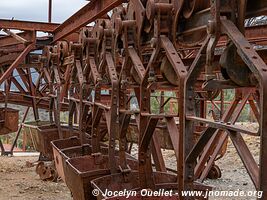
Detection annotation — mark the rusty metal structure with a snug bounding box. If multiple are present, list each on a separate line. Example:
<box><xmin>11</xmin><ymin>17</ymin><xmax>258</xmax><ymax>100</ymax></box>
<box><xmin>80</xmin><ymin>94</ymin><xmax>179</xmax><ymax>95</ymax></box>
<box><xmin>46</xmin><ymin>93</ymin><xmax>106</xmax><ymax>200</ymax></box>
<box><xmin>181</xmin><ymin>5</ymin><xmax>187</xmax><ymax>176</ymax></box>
<box><xmin>0</xmin><ymin>0</ymin><xmax>267</xmax><ymax>199</ymax></box>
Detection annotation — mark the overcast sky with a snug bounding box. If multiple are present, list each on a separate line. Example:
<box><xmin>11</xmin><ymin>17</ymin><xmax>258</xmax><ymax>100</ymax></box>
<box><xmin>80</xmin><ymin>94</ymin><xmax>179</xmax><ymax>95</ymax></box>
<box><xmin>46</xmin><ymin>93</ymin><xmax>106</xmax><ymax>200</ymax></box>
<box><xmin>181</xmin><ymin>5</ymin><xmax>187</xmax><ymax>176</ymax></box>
<box><xmin>0</xmin><ymin>0</ymin><xmax>88</xmax><ymax>23</ymax></box>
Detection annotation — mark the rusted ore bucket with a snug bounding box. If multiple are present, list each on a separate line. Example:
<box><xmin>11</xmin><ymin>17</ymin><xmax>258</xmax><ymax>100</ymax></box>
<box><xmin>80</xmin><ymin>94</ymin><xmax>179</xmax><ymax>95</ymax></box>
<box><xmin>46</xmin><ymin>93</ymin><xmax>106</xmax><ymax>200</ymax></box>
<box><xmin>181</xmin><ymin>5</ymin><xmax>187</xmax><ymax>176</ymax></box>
<box><xmin>0</xmin><ymin>108</ymin><xmax>19</xmax><ymax>135</ymax></box>
<box><xmin>51</xmin><ymin>135</ymin><xmax>113</xmax><ymax>182</ymax></box>
<box><xmin>22</xmin><ymin>122</ymin><xmax>79</xmax><ymax>160</ymax></box>
<box><xmin>58</xmin><ymin>145</ymin><xmax>93</xmax><ymax>182</ymax></box>
<box><xmin>57</xmin><ymin>143</ymin><xmax>136</xmax><ymax>184</ymax></box>
<box><xmin>51</xmin><ymin>136</ymin><xmax>85</xmax><ymax>182</ymax></box>
<box><xmin>91</xmin><ymin>171</ymin><xmax>211</xmax><ymax>200</ymax></box>
<box><xmin>65</xmin><ymin>154</ymin><xmax>138</xmax><ymax>200</ymax></box>
<box><xmin>91</xmin><ymin>171</ymin><xmax>176</xmax><ymax>200</ymax></box>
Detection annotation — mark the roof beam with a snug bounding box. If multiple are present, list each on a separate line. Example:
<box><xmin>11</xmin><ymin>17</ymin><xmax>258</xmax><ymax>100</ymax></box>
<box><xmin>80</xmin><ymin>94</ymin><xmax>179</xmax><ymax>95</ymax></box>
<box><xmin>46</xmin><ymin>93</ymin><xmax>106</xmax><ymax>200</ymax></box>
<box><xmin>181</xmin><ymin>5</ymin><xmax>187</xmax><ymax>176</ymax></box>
<box><xmin>0</xmin><ymin>19</ymin><xmax>59</xmax><ymax>32</ymax></box>
<box><xmin>53</xmin><ymin>0</ymin><xmax>124</xmax><ymax>42</ymax></box>
<box><xmin>0</xmin><ymin>31</ymin><xmax>34</xmax><ymax>47</ymax></box>
<box><xmin>2</xmin><ymin>29</ymin><xmax>29</xmax><ymax>44</ymax></box>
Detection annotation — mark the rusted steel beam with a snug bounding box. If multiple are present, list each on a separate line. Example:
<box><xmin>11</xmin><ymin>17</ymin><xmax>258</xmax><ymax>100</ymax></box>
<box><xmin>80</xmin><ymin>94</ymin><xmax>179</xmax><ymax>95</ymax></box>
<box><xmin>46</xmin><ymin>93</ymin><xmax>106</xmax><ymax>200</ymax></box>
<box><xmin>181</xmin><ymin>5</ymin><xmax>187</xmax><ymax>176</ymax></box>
<box><xmin>0</xmin><ymin>31</ymin><xmax>34</xmax><ymax>47</ymax></box>
<box><xmin>18</xmin><ymin>63</ymin><xmax>42</xmax><ymax>69</ymax></box>
<box><xmin>151</xmin><ymin>135</ymin><xmax>167</xmax><ymax>172</ymax></box>
<box><xmin>0</xmin><ymin>52</ymin><xmax>22</xmax><ymax>65</ymax></box>
<box><xmin>61</xmin><ymin>33</ymin><xmax>80</xmax><ymax>43</ymax></box>
<box><xmin>0</xmin><ymin>43</ymin><xmax>35</xmax><ymax>85</ymax></box>
<box><xmin>0</xmin><ymin>92</ymin><xmax>68</xmax><ymax>111</ymax></box>
<box><xmin>53</xmin><ymin>0</ymin><xmax>124</xmax><ymax>42</ymax></box>
<box><xmin>2</xmin><ymin>29</ymin><xmax>29</xmax><ymax>44</ymax></box>
<box><xmin>27</xmin><ymin>67</ymin><xmax>39</xmax><ymax>120</ymax></box>
<box><xmin>187</xmin><ymin>116</ymin><xmax>257</xmax><ymax>136</ymax></box>
<box><xmin>0</xmin><ymin>19</ymin><xmax>59</xmax><ymax>32</ymax></box>
<box><xmin>10</xmin><ymin>77</ymin><xmax>27</xmax><ymax>94</ymax></box>
<box><xmin>218</xmin><ymin>24</ymin><xmax>267</xmax><ymax>46</ymax></box>
<box><xmin>10</xmin><ymin>107</ymin><xmax>30</xmax><ymax>154</ymax></box>
<box><xmin>0</xmin><ymin>92</ymin><xmax>41</xmax><ymax>106</ymax></box>
<box><xmin>16</xmin><ymin>68</ymin><xmax>31</xmax><ymax>91</ymax></box>
<box><xmin>228</xmin><ymin>130</ymin><xmax>259</xmax><ymax>188</ymax></box>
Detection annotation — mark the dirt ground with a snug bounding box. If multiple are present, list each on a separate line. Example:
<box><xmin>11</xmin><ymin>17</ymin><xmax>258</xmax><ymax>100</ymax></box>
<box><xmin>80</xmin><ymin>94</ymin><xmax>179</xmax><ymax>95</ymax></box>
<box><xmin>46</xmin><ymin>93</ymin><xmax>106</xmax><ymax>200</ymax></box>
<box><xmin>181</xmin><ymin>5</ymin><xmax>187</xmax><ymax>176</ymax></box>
<box><xmin>0</xmin><ymin>155</ymin><xmax>72</xmax><ymax>200</ymax></box>
<box><xmin>0</xmin><ymin>123</ymin><xmax>260</xmax><ymax>200</ymax></box>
